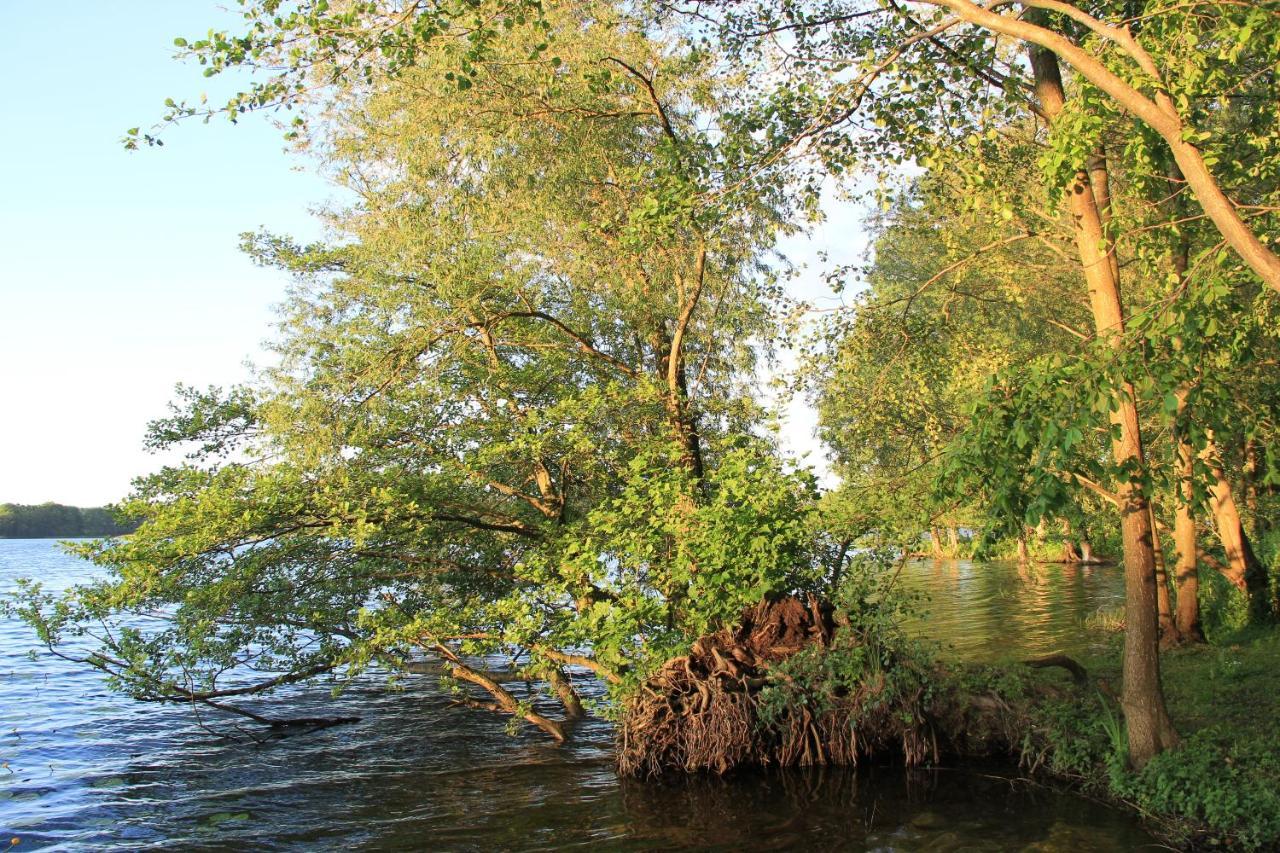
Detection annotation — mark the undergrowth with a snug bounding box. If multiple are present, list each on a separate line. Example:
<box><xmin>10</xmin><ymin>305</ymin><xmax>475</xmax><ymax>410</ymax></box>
<box><xmin>963</xmin><ymin>630</ymin><xmax>1280</xmax><ymax>850</ymax></box>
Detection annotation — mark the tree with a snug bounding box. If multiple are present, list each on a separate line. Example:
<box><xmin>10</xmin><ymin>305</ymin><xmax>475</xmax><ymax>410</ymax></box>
<box><xmin>20</xmin><ymin>1</ymin><xmax>819</xmax><ymax>739</ymax></box>
<box><xmin>706</xmin><ymin>0</ymin><xmax>1280</xmax><ymax>293</ymax></box>
<box><xmin>712</xmin><ymin>0</ymin><xmax>1280</xmax><ymax>766</ymax></box>
<box><xmin>0</xmin><ymin>504</ymin><xmax>135</xmax><ymax>538</ymax></box>
<box><xmin>811</xmin><ymin>171</ymin><xmax>1089</xmax><ymax>555</ymax></box>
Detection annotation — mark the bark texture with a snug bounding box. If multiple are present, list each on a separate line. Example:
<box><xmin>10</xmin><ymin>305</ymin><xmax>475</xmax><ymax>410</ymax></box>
<box><xmin>1028</xmin><ymin>35</ymin><xmax>1177</xmax><ymax>767</ymax></box>
<box><xmin>1150</xmin><ymin>505</ymin><xmax>1180</xmax><ymax>647</ymax></box>
<box><xmin>1173</xmin><ymin>391</ymin><xmax>1205</xmax><ymax>641</ymax></box>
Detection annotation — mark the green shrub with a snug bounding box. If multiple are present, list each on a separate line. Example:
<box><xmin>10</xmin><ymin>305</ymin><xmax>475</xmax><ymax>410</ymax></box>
<box><xmin>1124</xmin><ymin>726</ymin><xmax>1280</xmax><ymax>850</ymax></box>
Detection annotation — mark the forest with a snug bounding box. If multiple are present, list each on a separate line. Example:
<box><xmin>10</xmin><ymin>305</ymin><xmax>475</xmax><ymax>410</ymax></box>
<box><xmin>11</xmin><ymin>0</ymin><xmax>1280</xmax><ymax>848</ymax></box>
<box><xmin>0</xmin><ymin>503</ymin><xmax>136</xmax><ymax>539</ymax></box>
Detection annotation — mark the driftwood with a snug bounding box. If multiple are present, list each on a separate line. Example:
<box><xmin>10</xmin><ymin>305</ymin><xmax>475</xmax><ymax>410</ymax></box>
<box><xmin>1023</xmin><ymin>653</ymin><xmax>1089</xmax><ymax>686</ymax></box>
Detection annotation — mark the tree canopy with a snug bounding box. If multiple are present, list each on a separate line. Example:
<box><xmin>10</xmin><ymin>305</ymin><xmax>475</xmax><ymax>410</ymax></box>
<box><xmin>21</xmin><ymin>1</ymin><xmax>829</xmax><ymax>739</ymax></box>
<box><xmin>13</xmin><ymin>0</ymin><xmax>1279</xmax><ymax>769</ymax></box>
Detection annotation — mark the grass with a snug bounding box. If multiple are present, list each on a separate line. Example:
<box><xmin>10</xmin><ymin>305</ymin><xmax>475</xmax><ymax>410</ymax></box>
<box><xmin>1081</xmin><ymin>604</ymin><xmax>1125</xmax><ymax>634</ymax></box>
<box><xmin>1034</xmin><ymin>627</ymin><xmax>1280</xmax><ymax>850</ymax></box>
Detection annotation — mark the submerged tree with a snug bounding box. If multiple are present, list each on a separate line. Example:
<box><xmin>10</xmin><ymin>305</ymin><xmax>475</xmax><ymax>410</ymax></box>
<box><xmin>17</xmin><ymin>1</ymin><xmax>821</xmax><ymax>740</ymax></box>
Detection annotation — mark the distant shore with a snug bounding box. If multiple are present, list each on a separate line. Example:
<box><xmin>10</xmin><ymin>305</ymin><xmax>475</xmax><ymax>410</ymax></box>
<box><xmin>0</xmin><ymin>502</ymin><xmax>136</xmax><ymax>539</ymax></box>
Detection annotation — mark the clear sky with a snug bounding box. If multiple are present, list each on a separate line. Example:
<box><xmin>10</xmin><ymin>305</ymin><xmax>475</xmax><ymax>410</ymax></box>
<box><xmin>0</xmin><ymin>2</ymin><xmax>861</xmax><ymax>507</ymax></box>
<box><xmin>1</xmin><ymin>3</ymin><xmax>330</xmax><ymax>506</ymax></box>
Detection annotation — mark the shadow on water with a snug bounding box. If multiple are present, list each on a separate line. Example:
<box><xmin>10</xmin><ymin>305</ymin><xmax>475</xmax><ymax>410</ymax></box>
<box><xmin>1</xmin><ymin>543</ymin><xmax>1155</xmax><ymax>850</ymax></box>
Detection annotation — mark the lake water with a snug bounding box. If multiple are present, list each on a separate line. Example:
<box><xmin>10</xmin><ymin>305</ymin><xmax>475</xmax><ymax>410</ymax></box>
<box><xmin>0</xmin><ymin>539</ymin><xmax>1157</xmax><ymax>850</ymax></box>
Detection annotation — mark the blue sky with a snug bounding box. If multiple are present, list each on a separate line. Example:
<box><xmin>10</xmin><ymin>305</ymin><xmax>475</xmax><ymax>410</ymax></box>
<box><xmin>0</xmin><ymin>2</ymin><xmax>861</xmax><ymax>507</ymax></box>
<box><xmin>1</xmin><ymin>3</ymin><xmax>330</xmax><ymax>505</ymax></box>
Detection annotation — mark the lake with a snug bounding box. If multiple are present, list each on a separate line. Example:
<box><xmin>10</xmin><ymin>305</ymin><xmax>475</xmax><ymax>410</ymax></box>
<box><xmin>0</xmin><ymin>539</ymin><xmax>1157</xmax><ymax>850</ymax></box>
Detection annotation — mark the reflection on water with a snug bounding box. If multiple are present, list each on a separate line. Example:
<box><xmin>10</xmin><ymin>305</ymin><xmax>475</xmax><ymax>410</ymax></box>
<box><xmin>897</xmin><ymin>559</ymin><xmax>1126</xmax><ymax>662</ymax></box>
<box><xmin>0</xmin><ymin>542</ymin><xmax>1152</xmax><ymax>850</ymax></box>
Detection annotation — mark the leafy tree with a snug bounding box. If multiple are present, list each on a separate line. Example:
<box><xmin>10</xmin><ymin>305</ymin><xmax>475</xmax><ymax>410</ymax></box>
<box><xmin>711</xmin><ymin>0</ymin><xmax>1280</xmax><ymax>766</ymax></box>
<box><xmin>18</xmin><ymin>1</ymin><xmax>821</xmax><ymax>739</ymax></box>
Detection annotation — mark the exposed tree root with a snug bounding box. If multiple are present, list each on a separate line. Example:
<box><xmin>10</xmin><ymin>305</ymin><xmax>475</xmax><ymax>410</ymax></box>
<box><xmin>619</xmin><ymin>595</ymin><xmax>1098</xmax><ymax>778</ymax></box>
<box><xmin>618</xmin><ymin>595</ymin><xmax>936</xmax><ymax>776</ymax></box>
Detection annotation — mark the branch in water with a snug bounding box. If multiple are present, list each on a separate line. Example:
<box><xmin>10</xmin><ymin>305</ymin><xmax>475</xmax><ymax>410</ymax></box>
<box><xmin>433</xmin><ymin>643</ymin><xmax>568</xmax><ymax>742</ymax></box>
<box><xmin>201</xmin><ymin>699</ymin><xmax>359</xmax><ymax>730</ymax></box>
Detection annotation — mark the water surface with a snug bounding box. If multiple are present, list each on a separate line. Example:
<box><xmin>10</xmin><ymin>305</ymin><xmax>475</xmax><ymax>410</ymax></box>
<box><xmin>898</xmin><ymin>558</ymin><xmax>1125</xmax><ymax>662</ymax></box>
<box><xmin>0</xmin><ymin>542</ymin><xmax>1153</xmax><ymax>850</ymax></box>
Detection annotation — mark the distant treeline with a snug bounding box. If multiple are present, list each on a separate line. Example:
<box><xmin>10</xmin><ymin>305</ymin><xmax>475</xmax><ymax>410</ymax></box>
<box><xmin>0</xmin><ymin>503</ymin><xmax>138</xmax><ymax>538</ymax></box>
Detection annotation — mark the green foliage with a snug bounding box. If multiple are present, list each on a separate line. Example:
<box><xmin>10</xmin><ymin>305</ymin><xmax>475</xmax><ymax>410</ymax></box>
<box><xmin>757</xmin><ymin>553</ymin><xmax>933</xmax><ymax>725</ymax></box>
<box><xmin>1129</xmin><ymin>726</ymin><xmax>1280</xmax><ymax>850</ymax></box>
<box><xmin>1199</xmin><ymin>568</ymin><xmax>1253</xmax><ymax>641</ymax></box>
<box><xmin>20</xmin><ymin>0</ymin><xmax>822</xmax><ymax>730</ymax></box>
<box><xmin>0</xmin><ymin>503</ymin><xmax>136</xmax><ymax>539</ymax></box>
<box><xmin>1017</xmin><ymin>632</ymin><xmax>1280</xmax><ymax>850</ymax></box>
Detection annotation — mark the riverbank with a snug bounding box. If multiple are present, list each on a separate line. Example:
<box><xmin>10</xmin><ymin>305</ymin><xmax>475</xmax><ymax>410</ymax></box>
<box><xmin>977</xmin><ymin>627</ymin><xmax>1280</xmax><ymax>850</ymax></box>
<box><xmin>613</xmin><ymin>580</ymin><xmax>1279</xmax><ymax>849</ymax></box>
<box><xmin>3</xmin><ymin>542</ymin><xmax>1164</xmax><ymax>850</ymax></box>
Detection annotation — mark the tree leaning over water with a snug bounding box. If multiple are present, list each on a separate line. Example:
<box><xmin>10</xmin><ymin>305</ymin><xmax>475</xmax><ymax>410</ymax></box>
<box><xmin>13</xmin><ymin>0</ymin><xmax>1279</xmax><ymax>771</ymax></box>
<box><xmin>18</xmin><ymin>2</ymin><xmax>825</xmax><ymax>739</ymax></box>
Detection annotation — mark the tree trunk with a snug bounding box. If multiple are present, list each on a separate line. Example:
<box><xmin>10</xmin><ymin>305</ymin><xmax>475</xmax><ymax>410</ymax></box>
<box><xmin>930</xmin><ymin>527</ymin><xmax>946</xmax><ymax>559</ymax></box>
<box><xmin>1017</xmin><ymin>530</ymin><xmax>1030</xmax><ymax>563</ymax></box>
<box><xmin>932</xmin><ymin>0</ymin><xmax>1280</xmax><ymax>294</ymax></box>
<box><xmin>1244</xmin><ymin>439</ymin><xmax>1265</xmax><ymax>535</ymax></box>
<box><xmin>1173</xmin><ymin>399</ymin><xmax>1204</xmax><ymax>642</ymax></box>
<box><xmin>947</xmin><ymin>526</ymin><xmax>961</xmax><ymax>558</ymax></box>
<box><xmin>1029</xmin><ymin>37</ymin><xmax>1177</xmax><ymax>767</ymax></box>
<box><xmin>1149</xmin><ymin>503</ymin><xmax>1180</xmax><ymax>647</ymax></box>
<box><xmin>652</xmin><ymin>325</ymin><xmax>705</xmax><ymax>482</ymax></box>
<box><xmin>1160</xmin><ymin>169</ymin><xmax>1204</xmax><ymax>643</ymax></box>
<box><xmin>1203</xmin><ymin>436</ymin><xmax>1272</xmax><ymax>623</ymax></box>
<box><xmin>1060</xmin><ymin>517</ymin><xmax>1082</xmax><ymax>562</ymax></box>
<box><xmin>1062</xmin><ymin>541</ymin><xmax>1082</xmax><ymax>562</ymax></box>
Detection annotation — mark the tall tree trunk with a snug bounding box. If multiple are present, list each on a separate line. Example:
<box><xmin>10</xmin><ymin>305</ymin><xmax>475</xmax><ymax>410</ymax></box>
<box><xmin>947</xmin><ymin>526</ymin><xmax>961</xmax><ymax>557</ymax></box>
<box><xmin>1059</xmin><ymin>517</ymin><xmax>1082</xmax><ymax>562</ymax></box>
<box><xmin>933</xmin><ymin>0</ymin><xmax>1280</xmax><ymax>294</ymax></box>
<box><xmin>1243</xmin><ymin>439</ymin><xmax>1268</xmax><ymax>538</ymax></box>
<box><xmin>1017</xmin><ymin>529</ymin><xmax>1030</xmax><ymax>563</ymax></box>
<box><xmin>1029</xmin><ymin>37</ymin><xmax>1177</xmax><ymax>767</ymax></box>
<box><xmin>1162</xmin><ymin>167</ymin><xmax>1204</xmax><ymax>643</ymax></box>
<box><xmin>1149</xmin><ymin>503</ymin><xmax>1180</xmax><ymax>646</ymax></box>
<box><xmin>1174</xmin><ymin>395</ymin><xmax>1204</xmax><ymax>641</ymax></box>
<box><xmin>929</xmin><ymin>527</ymin><xmax>946</xmax><ymax>559</ymax></box>
<box><xmin>1203</xmin><ymin>435</ymin><xmax>1272</xmax><ymax>623</ymax></box>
